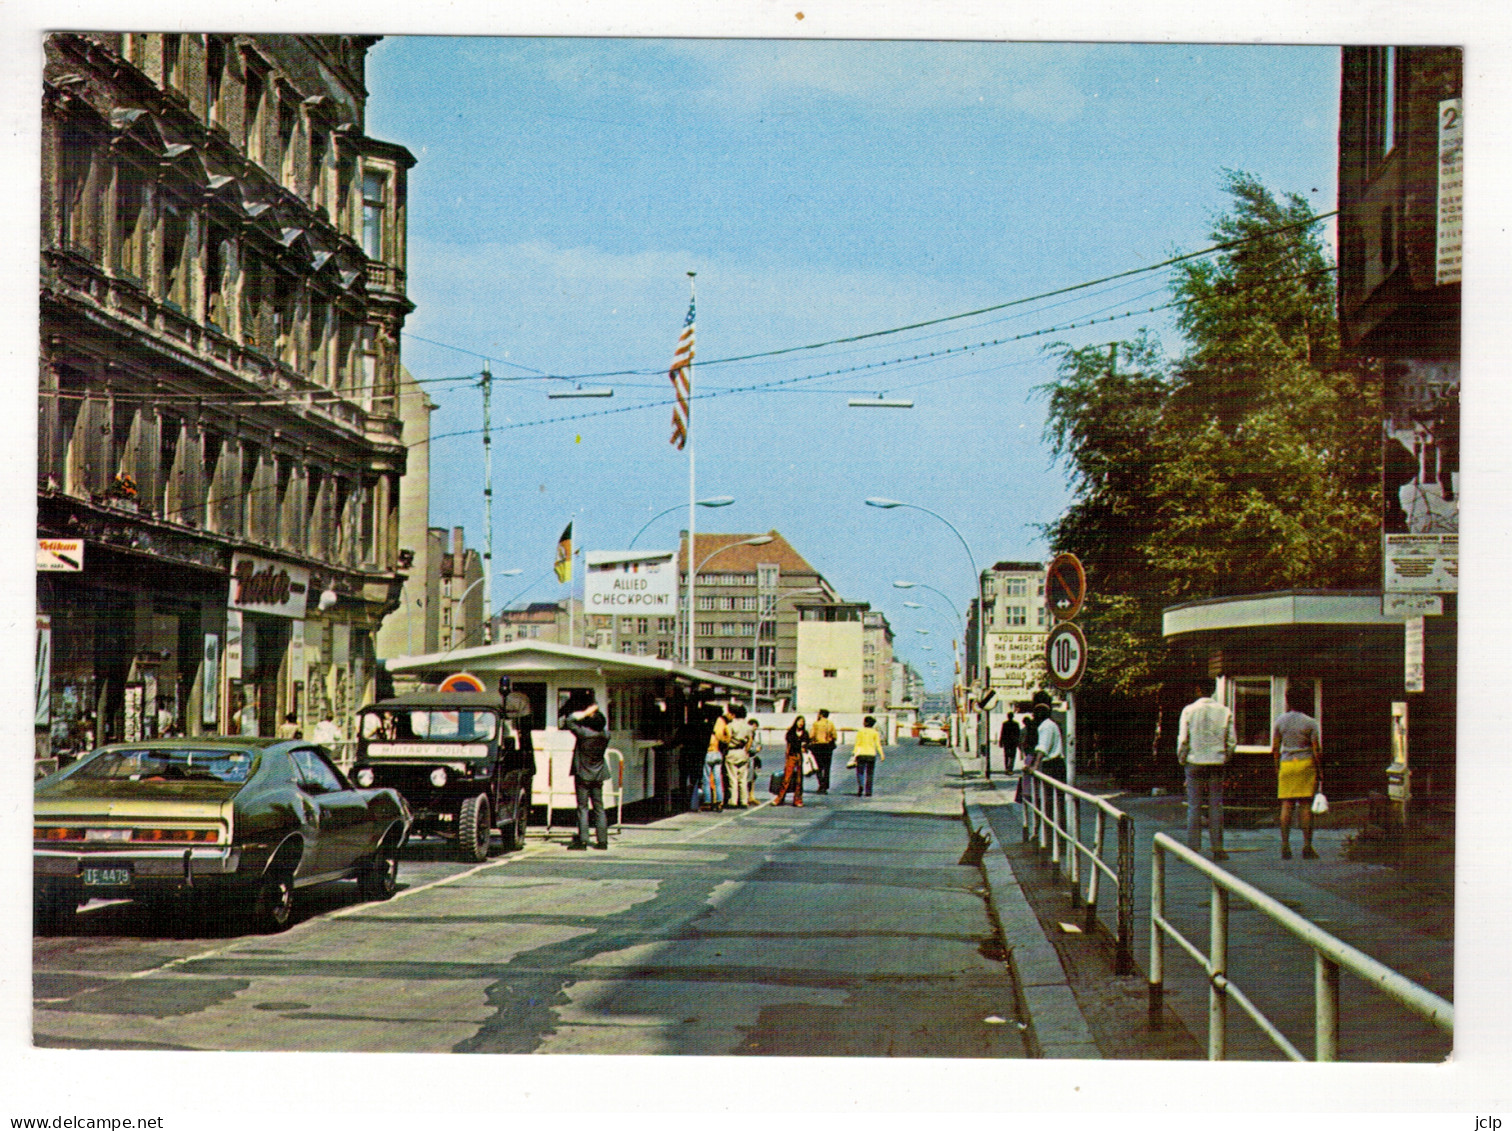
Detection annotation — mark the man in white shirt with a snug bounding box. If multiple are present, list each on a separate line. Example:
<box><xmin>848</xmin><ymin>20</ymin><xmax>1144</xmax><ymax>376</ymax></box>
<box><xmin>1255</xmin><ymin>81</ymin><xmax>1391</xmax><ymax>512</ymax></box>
<box><xmin>312</xmin><ymin>711</ymin><xmax>343</xmax><ymax>746</ymax></box>
<box><xmin>1032</xmin><ymin>697</ymin><xmax>1065</xmax><ymax>782</ymax></box>
<box><xmin>1177</xmin><ymin>680</ymin><xmax>1237</xmax><ymax>861</ymax></box>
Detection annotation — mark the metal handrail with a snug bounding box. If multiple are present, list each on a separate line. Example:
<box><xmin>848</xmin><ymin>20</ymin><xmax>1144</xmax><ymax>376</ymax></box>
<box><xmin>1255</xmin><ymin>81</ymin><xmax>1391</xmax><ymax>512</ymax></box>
<box><xmin>1017</xmin><ymin>768</ymin><xmax>1136</xmax><ymax>973</ymax></box>
<box><xmin>1148</xmin><ymin>831</ymin><xmax>1453</xmax><ymax>1060</ymax></box>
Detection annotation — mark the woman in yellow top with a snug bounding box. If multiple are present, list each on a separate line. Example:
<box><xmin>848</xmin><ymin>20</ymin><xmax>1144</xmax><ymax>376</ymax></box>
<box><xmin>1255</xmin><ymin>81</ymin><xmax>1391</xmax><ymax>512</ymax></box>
<box><xmin>851</xmin><ymin>715</ymin><xmax>886</xmax><ymax>797</ymax></box>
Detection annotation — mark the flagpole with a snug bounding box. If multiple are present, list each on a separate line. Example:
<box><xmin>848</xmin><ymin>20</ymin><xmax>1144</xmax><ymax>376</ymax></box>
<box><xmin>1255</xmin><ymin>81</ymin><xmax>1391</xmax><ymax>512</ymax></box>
<box><xmin>684</xmin><ymin>271</ymin><xmax>697</xmax><ymax>669</ymax></box>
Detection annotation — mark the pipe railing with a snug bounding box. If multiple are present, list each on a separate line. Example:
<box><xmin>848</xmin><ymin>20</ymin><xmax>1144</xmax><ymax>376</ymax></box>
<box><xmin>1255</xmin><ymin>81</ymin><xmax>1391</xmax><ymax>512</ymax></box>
<box><xmin>1018</xmin><ymin>767</ymin><xmax>1136</xmax><ymax>974</ymax></box>
<box><xmin>1148</xmin><ymin>831</ymin><xmax>1454</xmax><ymax>1060</ymax></box>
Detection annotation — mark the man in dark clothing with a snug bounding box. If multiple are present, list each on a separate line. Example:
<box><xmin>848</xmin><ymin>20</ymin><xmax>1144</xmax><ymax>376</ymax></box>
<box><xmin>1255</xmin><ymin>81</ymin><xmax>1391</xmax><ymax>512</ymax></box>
<box><xmin>561</xmin><ymin>698</ymin><xmax>610</xmax><ymax>850</ymax></box>
<box><xmin>999</xmin><ymin>713</ymin><xmax>1021</xmax><ymax>776</ymax></box>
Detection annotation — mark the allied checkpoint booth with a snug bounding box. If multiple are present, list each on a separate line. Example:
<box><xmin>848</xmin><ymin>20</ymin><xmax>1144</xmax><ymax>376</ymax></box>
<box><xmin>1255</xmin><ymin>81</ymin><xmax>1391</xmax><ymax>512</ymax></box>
<box><xmin>386</xmin><ymin>640</ymin><xmax>754</xmax><ymax>819</ymax></box>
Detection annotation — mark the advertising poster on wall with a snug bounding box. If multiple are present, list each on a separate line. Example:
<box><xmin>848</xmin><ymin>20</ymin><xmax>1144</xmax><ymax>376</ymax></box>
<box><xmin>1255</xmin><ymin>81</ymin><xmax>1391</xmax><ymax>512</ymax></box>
<box><xmin>1382</xmin><ymin>358</ymin><xmax>1458</xmax><ymax>593</ymax></box>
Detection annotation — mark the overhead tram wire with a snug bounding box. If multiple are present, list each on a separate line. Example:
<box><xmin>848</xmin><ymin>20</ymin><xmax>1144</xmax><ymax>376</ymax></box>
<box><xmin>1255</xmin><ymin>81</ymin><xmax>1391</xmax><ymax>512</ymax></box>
<box><xmin>463</xmin><ymin>210</ymin><xmax>1340</xmax><ymax>384</ymax></box>
<box><xmin>414</xmin><ymin>263</ymin><xmax>1338</xmax><ymax>448</ymax></box>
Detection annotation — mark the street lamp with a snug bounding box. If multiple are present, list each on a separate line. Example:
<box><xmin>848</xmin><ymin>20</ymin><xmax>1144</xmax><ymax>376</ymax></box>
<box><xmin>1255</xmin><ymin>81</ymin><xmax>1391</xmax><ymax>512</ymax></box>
<box><xmin>892</xmin><ymin>580</ymin><xmax>963</xmax><ymax>629</ymax></box>
<box><xmin>628</xmin><ymin>496</ymin><xmax>735</xmax><ymax>549</ymax></box>
<box><xmin>448</xmin><ymin>569</ymin><xmax>522</xmax><ymax>651</ymax></box>
<box><xmin>864</xmin><ymin>498</ymin><xmax>979</xmax><ymax>580</ymax></box>
<box><xmin>686</xmin><ymin>535</ymin><xmax>773</xmax><ymax>667</ymax></box>
<box><xmin>748</xmin><ymin>586</ymin><xmax>825</xmax><ymax>709</ymax></box>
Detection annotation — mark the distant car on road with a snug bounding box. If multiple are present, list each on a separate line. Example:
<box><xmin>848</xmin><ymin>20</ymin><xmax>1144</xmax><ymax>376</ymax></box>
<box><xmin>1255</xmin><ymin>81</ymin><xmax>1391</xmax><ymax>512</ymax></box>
<box><xmin>918</xmin><ymin>721</ymin><xmax>950</xmax><ymax>745</ymax></box>
<box><xmin>34</xmin><ymin>737</ymin><xmax>410</xmax><ymax>934</ymax></box>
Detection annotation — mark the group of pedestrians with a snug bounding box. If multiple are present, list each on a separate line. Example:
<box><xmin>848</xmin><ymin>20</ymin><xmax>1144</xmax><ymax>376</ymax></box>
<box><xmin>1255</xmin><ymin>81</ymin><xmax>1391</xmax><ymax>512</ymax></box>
<box><xmin>559</xmin><ymin>695</ymin><xmax>896</xmax><ymax>850</ymax></box>
<box><xmin>998</xmin><ymin>691</ymin><xmax>1066</xmax><ymax>786</ymax></box>
<box><xmin>1178</xmin><ymin>678</ymin><xmax>1324</xmax><ymax>862</ymax></box>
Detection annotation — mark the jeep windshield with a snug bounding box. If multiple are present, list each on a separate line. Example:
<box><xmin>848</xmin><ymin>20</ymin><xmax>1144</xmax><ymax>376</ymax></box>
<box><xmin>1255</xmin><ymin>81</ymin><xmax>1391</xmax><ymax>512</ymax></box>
<box><xmin>360</xmin><ymin>709</ymin><xmax>498</xmax><ymax>742</ymax></box>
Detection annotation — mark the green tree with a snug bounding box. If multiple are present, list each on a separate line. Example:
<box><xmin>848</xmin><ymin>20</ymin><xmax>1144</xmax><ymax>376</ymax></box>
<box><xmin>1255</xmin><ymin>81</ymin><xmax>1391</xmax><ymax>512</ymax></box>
<box><xmin>1039</xmin><ymin>173</ymin><xmax>1382</xmax><ymax>765</ymax></box>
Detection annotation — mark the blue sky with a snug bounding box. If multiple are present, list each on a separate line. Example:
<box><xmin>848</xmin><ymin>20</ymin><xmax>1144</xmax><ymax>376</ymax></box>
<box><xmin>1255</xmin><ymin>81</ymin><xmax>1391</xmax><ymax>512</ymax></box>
<box><xmin>365</xmin><ymin>39</ymin><xmax>1341</xmax><ymax>688</ymax></box>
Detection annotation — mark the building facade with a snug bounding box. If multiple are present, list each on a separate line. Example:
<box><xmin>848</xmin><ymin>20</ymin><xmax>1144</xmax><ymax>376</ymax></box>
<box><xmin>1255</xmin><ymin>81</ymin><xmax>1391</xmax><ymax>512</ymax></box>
<box><xmin>1336</xmin><ymin>45</ymin><xmax>1461</xmax><ymax>801</ymax></box>
<box><xmin>794</xmin><ymin>602</ymin><xmax>868</xmax><ymax>717</ymax></box>
<box><xmin>37</xmin><ymin>33</ymin><xmax>414</xmax><ymax>766</ymax></box>
<box><xmin>861</xmin><ymin>608</ymin><xmax>894</xmax><ymax>717</ymax></box>
<box><xmin>977</xmin><ymin>560</ymin><xmax>1049</xmax><ymax>707</ymax></box>
<box><xmin>670</xmin><ymin>531</ymin><xmax>836</xmax><ymax>707</ymax></box>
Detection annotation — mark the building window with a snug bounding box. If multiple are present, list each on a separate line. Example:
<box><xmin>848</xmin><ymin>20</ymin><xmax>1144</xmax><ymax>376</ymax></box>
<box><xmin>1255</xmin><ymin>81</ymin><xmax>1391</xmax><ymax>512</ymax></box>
<box><xmin>113</xmin><ymin>166</ymin><xmax>146</xmax><ymax>281</ymax></box>
<box><xmin>657</xmin><ymin>617</ymin><xmax>675</xmax><ymax>634</ymax></box>
<box><xmin>309</xmin><ymin>130</ymin><xmax>329</xmax><ymax>211</ymax></box>
<box><xmin>1230</xmin><ymin>677</ymin><xmax>1273</xmax><ymax>748</ymax></box>
<box><xmin>823</xmin><ymin>669</ymin><xmax>837</xmax><ymax>679</ymax></box>
<box><xmin>161</xmin><ymin>34</ymin><xmax>181</xmax><ymax>90</ymax></box>
<box><xmin>278</xmin><ymin>96</ymin><xmax>298</xmax><ymax>189</ymax></box>
<box><xmin>58</xmin><ymin>122</ymin><xmax>96</xmax><ymax>256</ymax></box>
<box><xmin>362</xmin><ymin>170</ymin><xmax>387</xmax><ymax>260</ymax></box>
<box><xmin>359</xmin><ymin>478</ymin><xmax>377</xmax><ymax>564</ymax></box>
<box><xmin>1365</xmin><ymin>46</ymin><xmax>1406</xmax><ymax>168</ymax></box>
<box><xmin>273</xmin><ymin>273</ymin><xmax>299</xmax><ymax>368</ymax></box>
<box><xmin>205</xmin><ymin>36</ymin><xmax>225</xmax><ymax>127</ymax></box>
<box><xmin>758</xmin><ymin>563</ymin><xmax>779</xmax><ymax>590</ymax></box>
<box><xmin>697</xmin><ymin>621</ymin><xmax>715</xmax><ymax>637</ymax></box>
<box><xmin>1006</xmin><ymin>577</ymin><xmax>1028</xmax><ymax>596</ymax></box>
<box><xmin>243</xmin><ymin>66</ymin><xmax>265</xmax><ymax>162</ymax></box>
<box><xmin>1006</xmin><ymin>605</ymin><xmax>1027</xmax><ymax>627</ymax></box>
<box><xmin>359</xmin><ymin>325</ymin><xmax>378</xmax><ymax>409</ymax></box>
<box><xmin>657</xmin><ymin>640</ymin><xmax>672</xmax><ymax>660</ymax></box>
<box><xmin>160</xmin><ymin>199</ymin><xmax>190</xmax><ymax>311</ymax></box>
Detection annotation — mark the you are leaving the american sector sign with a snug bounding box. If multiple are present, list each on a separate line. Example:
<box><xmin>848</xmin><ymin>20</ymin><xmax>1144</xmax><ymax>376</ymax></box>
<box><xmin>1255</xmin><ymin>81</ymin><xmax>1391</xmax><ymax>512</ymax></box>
<box><xmin>585</xmin><ymin>550</ymin><xmax>678</xmax><ymax>611</ymax></box>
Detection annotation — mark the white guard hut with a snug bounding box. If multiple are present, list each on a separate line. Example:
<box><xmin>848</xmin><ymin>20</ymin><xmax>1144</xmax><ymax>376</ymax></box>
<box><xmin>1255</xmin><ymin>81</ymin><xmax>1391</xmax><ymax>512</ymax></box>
<box><xmin>386</xmin><ymin>640</ymin><xmax>753</xmax><ymax>811</ymax></box>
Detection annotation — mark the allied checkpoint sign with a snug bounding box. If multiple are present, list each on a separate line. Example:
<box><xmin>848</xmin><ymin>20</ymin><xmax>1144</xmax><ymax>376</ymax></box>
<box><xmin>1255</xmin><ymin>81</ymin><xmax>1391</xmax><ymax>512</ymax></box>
<box><xmin>585</xmin><ymin>550</ymin><xmax>678</xmax><ymax>613</ymax></box>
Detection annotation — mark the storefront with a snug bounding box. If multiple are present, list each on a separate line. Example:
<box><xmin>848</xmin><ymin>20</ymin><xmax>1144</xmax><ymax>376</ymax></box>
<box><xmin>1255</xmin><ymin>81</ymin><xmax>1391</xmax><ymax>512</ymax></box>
<box><xmin>36</xmin><ymin>531</ymin><xmax>227</xmax><ymax>769</ymax></box>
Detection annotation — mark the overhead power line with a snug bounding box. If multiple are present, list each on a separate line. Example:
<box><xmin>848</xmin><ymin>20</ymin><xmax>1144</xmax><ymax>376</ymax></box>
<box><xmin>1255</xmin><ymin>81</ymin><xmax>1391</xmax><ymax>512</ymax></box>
<box><xmin>416</xmin><ymin>263</ymin><xmax>1338</xmax><ymax>446</ymax></box>
<box><xmin>407</xmin><ymin>210</ymin><xmax>1338</xmax><ymax>383</ymax></box>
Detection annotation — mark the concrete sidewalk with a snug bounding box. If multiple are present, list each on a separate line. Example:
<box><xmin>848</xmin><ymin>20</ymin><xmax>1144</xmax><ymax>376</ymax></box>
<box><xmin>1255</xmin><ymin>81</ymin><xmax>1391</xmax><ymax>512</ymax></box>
<box><xmin>952</xmin><ymin>748</ymin><xmax>1454</xmax><ymax>1061</ymax></box>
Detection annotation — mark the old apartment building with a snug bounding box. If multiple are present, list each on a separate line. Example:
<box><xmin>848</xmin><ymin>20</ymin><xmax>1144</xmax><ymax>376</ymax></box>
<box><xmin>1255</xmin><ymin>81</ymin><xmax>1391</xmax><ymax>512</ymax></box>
<box><xmin>37</xmin><ymin>33</ymin><xmax>414</xmax><ymax>764</ymax></box>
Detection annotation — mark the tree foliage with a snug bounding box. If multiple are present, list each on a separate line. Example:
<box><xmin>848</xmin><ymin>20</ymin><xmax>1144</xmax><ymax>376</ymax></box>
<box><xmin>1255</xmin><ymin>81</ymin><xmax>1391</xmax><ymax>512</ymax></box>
<box><xmin>1040</xmin><ymin>172</ymin><xmax>1382</xmax><ymax>711</ymax></box>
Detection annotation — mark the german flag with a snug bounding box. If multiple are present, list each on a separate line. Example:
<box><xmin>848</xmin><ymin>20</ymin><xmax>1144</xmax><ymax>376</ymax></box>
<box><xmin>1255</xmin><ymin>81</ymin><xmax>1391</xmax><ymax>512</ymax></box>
<box><xmin>553</xmin><ymin>522</ymin><xmax>573</xmax><ymax>583</ymax></box>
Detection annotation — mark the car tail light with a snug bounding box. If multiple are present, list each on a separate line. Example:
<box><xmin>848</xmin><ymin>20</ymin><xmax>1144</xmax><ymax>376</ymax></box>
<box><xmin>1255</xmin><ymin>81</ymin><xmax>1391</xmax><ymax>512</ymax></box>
<box><xmin>129</xmin><ymin>827</ymin><xmax>223</xmax><ymax>844</ymax></box>
<box><xmin>35</xmin><ymin>826</ymin><xmax>85</xmax><ymax>842</ymax></box>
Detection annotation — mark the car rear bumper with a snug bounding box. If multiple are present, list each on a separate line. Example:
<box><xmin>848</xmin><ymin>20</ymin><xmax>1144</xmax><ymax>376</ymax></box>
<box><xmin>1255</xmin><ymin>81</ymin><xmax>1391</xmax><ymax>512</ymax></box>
<box><xmin>35</xmin><ymin>846</ymin><xmax>241</xmax><ymax>882</ymax></box>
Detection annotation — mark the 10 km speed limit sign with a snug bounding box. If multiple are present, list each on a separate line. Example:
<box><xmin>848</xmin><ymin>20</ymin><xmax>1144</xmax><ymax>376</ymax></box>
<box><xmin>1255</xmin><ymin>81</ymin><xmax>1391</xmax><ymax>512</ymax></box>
<box><xmin>1045</xmin><ymin>622</ymin><xmax>1087</xmax><ymax>691</ymax></box>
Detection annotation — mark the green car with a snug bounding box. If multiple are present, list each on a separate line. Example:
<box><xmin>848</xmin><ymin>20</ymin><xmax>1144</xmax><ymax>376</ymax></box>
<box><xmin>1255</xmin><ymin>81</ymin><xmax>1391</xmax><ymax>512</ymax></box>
<box><xmin>34</xmin><ymin>737</ymin><xmax>411</xmax><ymax>934</ymax></box>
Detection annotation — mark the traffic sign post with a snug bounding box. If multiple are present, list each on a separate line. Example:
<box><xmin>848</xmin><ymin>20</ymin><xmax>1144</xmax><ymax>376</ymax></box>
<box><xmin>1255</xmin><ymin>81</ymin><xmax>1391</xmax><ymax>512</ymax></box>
<box><xmin>1045</xmin><ymin>615</ymin><xmax>1087</xmax><ymax>787</ymax></box>
<box><xmin>1045</xmin><ymin>621</ymin><xmax>1087</xmax><ymax>690</ymax></box>
<box><xmin>1046</xmin><ymin>552</ymin><xmax>1086</xmax><ymax>622</ymax></box>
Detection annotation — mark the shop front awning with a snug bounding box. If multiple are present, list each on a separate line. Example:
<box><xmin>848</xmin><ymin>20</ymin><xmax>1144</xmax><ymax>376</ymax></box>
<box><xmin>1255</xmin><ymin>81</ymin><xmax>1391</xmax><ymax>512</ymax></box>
<box><xmin>385</xmin><ymin>639</ymin><xmax>754</xmax><ymax>694</ymax></box>
<box><xmin>1163</xmin><ymin>590</ymin><xmax>1398</xmax><ymax>639</ymax></box>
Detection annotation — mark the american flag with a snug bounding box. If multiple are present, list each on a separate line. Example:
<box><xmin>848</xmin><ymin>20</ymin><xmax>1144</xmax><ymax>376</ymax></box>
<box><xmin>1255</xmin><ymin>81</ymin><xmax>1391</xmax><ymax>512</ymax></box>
<box><xmin>668</xmin><ymin>297</ymin><xmax>695</xmax><ymax>449</ymax></box>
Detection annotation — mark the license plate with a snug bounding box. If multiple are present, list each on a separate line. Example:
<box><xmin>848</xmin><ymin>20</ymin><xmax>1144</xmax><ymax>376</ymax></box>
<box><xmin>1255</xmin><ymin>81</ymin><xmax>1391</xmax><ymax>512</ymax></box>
<box><xmin>82</xmin><ymin>867</ymin><xmax>132</xmax><ymax>887</ymax></box>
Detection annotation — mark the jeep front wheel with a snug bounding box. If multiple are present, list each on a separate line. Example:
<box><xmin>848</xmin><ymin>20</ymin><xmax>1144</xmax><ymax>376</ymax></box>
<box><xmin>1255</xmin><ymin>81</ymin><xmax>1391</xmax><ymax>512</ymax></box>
<box><xmin>458</xmin><ymin>794</ymin><xmax>492</xmax><ymax>862</ymax></box>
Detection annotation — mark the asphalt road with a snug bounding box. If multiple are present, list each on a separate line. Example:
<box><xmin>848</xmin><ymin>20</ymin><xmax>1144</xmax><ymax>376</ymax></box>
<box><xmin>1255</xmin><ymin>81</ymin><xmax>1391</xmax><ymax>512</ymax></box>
<box><xmin>34</xmin><ymin>739</ymin><xmax>1029</xmax><ymax>1056</ymax></box>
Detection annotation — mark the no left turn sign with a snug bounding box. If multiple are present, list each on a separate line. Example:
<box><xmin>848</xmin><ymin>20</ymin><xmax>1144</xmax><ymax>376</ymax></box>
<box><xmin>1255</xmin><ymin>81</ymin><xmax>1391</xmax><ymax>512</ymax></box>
<box><xmin>1045</xmin><ymin>622</ymin><xmax>1087</xmax><ymax>691</ymax></box>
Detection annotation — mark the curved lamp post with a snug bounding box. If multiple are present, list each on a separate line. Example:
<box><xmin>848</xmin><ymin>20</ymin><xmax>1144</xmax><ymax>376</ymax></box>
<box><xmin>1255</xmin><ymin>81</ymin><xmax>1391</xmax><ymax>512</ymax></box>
<box><xmin>748</xmin><ymin>586</ymin><xmax>825</xmax><ymax>708</ymax></box>
<box><xmin>628</xmin><ymin>496</ymin><xmax>735</xmax><ymax>549</ymax></box>
<box><xmin>686</xmin><ymin>535</ymin><xmax>774</xmax><ymax>667</ymax></box>
<box><xmin>446</xmin><ymin>569</ymin><xmax>523</xmax><ymax>651</ymax></box>
<box><xmin>892</xmin><ymin>579</ymin><xmax>963</xmax><ymax>629</ymax></box>
<box><xmin>864</xmin><ymin>498</ymin><xmax>979</xmax><ymax>580</ymax></box>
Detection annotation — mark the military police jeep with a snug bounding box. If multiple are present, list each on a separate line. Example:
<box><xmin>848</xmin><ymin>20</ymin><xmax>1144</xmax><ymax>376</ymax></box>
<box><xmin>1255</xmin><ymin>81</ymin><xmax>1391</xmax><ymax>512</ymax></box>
<box><xmin>352</xmin><ymin>692</ymin><xmax>532</xmax><ymax>861</ymax></box>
